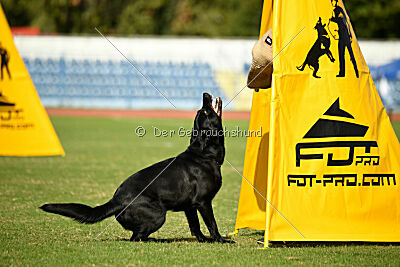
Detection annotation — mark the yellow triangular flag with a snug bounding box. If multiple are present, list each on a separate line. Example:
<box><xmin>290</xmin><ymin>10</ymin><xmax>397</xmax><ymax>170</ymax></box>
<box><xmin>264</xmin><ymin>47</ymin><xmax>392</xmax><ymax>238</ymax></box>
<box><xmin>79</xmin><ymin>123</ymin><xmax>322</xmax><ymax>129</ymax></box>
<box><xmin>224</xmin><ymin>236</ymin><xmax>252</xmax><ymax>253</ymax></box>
<box><xmin>0</xmin><ymin>5</ymin><xmax>64</xmax><ymax>156</ymax></box>
<box><xmin>234</xmin><ymin>0</ymin><xmax>400</xmax><ymax>244</ymax></box>
<box><xmin>266</xmin><ymin>0</ymin><xmax>400</xmax><ymax>243</ymax></box>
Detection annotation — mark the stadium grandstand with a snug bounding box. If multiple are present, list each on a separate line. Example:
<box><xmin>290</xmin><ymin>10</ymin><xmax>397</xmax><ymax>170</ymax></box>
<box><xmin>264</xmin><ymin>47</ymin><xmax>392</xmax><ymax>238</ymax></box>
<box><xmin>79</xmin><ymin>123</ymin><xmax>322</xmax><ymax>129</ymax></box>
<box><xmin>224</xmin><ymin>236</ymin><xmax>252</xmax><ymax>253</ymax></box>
<box><xmin>13</xmin><ymin>36</ymin><xmax>400</xmax><ymax>111</ymax></box>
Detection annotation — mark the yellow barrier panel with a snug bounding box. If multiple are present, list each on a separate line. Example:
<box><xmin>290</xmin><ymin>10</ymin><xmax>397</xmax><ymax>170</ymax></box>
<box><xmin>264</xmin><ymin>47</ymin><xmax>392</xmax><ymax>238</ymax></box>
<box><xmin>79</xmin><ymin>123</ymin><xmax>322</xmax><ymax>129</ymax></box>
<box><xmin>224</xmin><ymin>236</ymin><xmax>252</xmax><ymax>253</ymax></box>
<box><xmin>0</xmin><ymin>5</ymin><xmax>64</xmax><ymax>156</ymax></box>
<box><xmin>234</xmin><ymin>0</ymin><xmax>400</xmax><ymax>244</ymax></box>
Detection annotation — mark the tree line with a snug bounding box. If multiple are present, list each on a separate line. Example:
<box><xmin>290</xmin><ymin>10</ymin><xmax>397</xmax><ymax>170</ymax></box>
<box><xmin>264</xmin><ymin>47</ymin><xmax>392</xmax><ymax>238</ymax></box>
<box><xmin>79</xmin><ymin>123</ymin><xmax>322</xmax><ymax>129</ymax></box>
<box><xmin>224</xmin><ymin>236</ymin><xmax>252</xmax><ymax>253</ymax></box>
<box><xmin>2</xmin><ymin>0</ymin><xmax>399</xmax><ymax>38</ymax></box>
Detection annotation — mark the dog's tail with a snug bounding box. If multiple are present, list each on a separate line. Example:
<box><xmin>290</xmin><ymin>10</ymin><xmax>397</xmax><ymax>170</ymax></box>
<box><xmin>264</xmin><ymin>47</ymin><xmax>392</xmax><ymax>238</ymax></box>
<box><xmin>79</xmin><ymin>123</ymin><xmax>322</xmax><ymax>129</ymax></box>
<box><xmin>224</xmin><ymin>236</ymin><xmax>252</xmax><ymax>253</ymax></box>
<box><xmin>297</xmin><ymin>62</ymin><xmax>306</xmax><ymax>71</ymax></box>
<box><xmin>39</xmin><ymin>200</ymin><xmax>121</xmax><ymax>224</ymax></box>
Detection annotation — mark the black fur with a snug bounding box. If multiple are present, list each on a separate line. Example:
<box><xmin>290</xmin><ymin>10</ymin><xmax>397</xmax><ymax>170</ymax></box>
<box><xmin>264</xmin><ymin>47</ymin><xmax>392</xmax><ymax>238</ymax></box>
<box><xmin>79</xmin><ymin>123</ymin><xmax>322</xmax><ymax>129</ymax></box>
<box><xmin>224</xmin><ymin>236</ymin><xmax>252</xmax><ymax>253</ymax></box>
<box><xmin>40</xmin><ymin>93</ymin><xmax>232</xmax><ymax>243</ymax></box>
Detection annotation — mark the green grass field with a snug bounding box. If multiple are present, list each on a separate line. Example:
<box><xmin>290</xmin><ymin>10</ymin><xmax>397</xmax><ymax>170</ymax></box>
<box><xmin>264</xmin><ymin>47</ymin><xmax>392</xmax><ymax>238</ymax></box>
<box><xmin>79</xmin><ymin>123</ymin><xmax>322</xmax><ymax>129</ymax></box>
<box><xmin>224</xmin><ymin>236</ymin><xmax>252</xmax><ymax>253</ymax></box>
<box><xmin>1</xmin><ymin>116</ymin><xmax>400</xmax><ymax>266</ymax></box>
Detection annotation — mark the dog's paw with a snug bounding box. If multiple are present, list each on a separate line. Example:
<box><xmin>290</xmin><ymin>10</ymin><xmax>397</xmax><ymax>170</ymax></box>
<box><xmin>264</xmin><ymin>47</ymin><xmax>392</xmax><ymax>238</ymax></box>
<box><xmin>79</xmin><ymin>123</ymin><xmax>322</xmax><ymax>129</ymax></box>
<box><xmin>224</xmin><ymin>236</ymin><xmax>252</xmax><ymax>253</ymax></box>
<box><xmin>197</xmin><ymin>236</ymin><xmax>214</xmax><ymax>243</ymax></box>
<box><xmin>218</xmin><ymin>238</ymin><xmax>235</xmax><ymax>244</ymax></box>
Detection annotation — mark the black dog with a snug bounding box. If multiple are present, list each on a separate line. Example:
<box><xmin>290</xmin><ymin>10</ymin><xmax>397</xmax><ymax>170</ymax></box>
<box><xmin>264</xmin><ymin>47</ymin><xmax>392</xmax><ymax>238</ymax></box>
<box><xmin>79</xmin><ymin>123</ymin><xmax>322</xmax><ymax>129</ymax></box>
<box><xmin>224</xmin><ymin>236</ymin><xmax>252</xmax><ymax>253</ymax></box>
<box><xmin>40</xmin><ymin>93</ymin><xmax>233</xmax><ymax>243</ymax></box>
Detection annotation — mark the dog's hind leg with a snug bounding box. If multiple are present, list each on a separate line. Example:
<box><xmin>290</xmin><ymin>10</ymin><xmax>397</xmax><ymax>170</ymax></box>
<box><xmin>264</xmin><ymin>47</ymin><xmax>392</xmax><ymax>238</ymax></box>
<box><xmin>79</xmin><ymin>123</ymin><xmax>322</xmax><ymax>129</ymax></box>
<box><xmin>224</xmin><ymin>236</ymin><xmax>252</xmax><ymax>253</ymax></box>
<box><xmin>128</xmin><ymin>209</ymin><xmax>166</xmax><ymax>242</ymax></box>
<box><xmin>185</xmin><ymin>208</ymin><xmax>211</xmax><ymax>242</ymax></box>
<box><xmin>117</xmin><ymin>201</ymin><xmax>166</xmax><ymax>242</ymax></box>
<box><xmin>297</xmin><ymin>61</ymin><xmax>306</xmax><ymax>71</ymax></box>
<box><xmin>312</xmin><ymin>63</ymin><xmax>321</xmax><ymax>78</ymax></box>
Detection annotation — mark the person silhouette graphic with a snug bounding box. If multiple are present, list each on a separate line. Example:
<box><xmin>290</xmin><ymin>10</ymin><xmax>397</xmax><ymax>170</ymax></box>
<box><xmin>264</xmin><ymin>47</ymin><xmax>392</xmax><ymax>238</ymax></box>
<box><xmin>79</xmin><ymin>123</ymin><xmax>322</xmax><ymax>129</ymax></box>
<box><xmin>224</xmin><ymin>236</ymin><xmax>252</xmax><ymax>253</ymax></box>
<box><xmin>330</xmin><ymin>0</ymin><xmax>359</xmax><ymax>78</ymax></box>
<box><xmin>0</xmin><ymin>42</ymin><xmax>11</xmax><ymax>80</ymax></box>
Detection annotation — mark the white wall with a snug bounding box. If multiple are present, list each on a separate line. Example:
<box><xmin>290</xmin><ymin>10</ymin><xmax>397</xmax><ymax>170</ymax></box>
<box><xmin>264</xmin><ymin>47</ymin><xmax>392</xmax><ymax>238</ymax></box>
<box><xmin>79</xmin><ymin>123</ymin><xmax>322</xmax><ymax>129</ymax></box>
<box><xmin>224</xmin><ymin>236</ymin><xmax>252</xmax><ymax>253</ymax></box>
<box><xmin>14</xmin><ymin>36</ymin><xmax>254</xmax><ymax>72</ymax></box>
<box><xmin>14</xmin><ymin>35</ymin><xmax>400</xmax><ymax>70</ymax></box>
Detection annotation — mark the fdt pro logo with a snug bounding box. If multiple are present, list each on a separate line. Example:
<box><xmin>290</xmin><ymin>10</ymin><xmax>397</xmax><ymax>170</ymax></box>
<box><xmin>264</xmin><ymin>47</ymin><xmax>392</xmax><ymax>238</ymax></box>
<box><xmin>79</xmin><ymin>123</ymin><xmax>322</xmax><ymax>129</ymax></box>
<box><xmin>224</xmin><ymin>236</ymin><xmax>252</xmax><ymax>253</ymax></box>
<box><xmin>296</xmin><ymin>98</ymin><xmax>376</xmax><ymax>167</ymax></box>
<box><xmin>288</xmin><ymin>98</ymin><xmax>396</xmax><ymax>188</ymax></box>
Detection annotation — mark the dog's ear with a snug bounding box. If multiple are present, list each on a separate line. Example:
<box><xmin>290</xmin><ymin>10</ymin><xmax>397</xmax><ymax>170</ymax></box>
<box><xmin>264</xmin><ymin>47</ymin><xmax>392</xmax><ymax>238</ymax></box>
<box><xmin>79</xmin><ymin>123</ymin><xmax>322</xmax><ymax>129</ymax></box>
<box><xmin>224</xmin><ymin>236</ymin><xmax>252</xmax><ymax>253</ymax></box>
<box><xmin>190</xmin><ymin>112</ymin><xmax>211</xmax><ymax>151</ymax></box>
<box><xmin>190</xmin><ymin>112</ymin><xmax>200</xmax><ymax>144</ymax></box>
<box><xmin>199</xmin><ymin>130</ymin><xmax>209</xmax><ymax>151</ymax></box>
<box><xmin>190</xmin><ymin>128</ymin><xmax>208</xmax><ymax>152</ymax></box>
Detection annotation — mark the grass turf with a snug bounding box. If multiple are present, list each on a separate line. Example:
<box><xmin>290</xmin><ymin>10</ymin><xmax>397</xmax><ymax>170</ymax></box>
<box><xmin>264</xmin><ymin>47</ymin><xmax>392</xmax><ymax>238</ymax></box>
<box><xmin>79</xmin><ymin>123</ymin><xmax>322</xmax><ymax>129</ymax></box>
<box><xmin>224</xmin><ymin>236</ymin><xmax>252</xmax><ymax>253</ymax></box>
<box><xmin>1</xmin><ymin>116</ymin><xmax>400</xmax><ymax>266</ymax></box>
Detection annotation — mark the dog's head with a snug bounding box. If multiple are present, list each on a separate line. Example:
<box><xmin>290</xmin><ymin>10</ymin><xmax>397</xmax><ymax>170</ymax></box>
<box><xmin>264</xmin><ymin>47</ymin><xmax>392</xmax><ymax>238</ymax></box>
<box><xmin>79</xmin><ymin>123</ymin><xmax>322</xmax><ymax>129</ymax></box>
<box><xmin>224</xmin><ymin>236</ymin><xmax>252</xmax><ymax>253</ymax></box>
<box><xmin>189</xmin><ymin>93</ymin><xmax>224</xmax><ymax>165</ymax></box>
<box><xmin>315</xmin><ymin>17</ymin><xmax>326</xmax><ymax>29</ymax></box>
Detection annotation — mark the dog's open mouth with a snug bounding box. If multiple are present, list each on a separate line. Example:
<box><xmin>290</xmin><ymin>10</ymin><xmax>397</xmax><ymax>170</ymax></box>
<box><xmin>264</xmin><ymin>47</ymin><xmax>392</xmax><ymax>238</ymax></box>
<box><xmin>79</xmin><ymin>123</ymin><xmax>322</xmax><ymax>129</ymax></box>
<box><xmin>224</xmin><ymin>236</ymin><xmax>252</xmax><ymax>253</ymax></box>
<box><xmin>211</xmin><ymin>96</ymin><xmax>222</xmax><ymax>115</ymax></box>
<box><xmin>203</xmin><ymin>92</ymin><xmax>222</xmax><ymax>116</ymax></box>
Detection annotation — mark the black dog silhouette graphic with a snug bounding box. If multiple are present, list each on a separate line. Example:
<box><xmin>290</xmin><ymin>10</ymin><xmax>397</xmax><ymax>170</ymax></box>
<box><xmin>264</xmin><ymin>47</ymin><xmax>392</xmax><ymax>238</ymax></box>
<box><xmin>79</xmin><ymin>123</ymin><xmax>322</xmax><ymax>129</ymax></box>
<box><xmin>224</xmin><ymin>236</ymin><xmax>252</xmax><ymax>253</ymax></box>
<box><xmin>0</xmin><ymin>42</ymin><xmax>15</xmax><ymax>110</ymax></box>
<box><xmin>297</xmin><ymin>17</ymin><xmax>335</xmax><ymax>78</ymax></box>
<box><xmin>0</xmin><ymin>42</ymin><xmax>11</xmax><ymax>80</ymax></box>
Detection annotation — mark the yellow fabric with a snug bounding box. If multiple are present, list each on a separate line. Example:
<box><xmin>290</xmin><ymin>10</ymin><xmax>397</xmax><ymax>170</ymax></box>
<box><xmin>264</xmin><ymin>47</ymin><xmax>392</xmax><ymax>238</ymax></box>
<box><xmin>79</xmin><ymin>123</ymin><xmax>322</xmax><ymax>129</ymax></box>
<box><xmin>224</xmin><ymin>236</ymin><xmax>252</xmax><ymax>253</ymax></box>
<box><xmin>264</xmin><ymin>0</ymin><xmax>400</xmax><ymax>243</ymax></box>
<box><xmin>235</xmin><ymin>0</ymin><xmax>400</xmax><ymax>243</ymax></box>
<box><xmin>0</xmin><ymin>5</ymin><xmax>64</xmax><ymax>156</ymax></box>
<box><xmin>234</xmin><ymin>0</ymin><xmax>273</xmax><ymax>231</ymax></box>
<box><xmin>234</xmin><ymin>89</ymin><xmax>271</xmax><ymax>231</ymax></box>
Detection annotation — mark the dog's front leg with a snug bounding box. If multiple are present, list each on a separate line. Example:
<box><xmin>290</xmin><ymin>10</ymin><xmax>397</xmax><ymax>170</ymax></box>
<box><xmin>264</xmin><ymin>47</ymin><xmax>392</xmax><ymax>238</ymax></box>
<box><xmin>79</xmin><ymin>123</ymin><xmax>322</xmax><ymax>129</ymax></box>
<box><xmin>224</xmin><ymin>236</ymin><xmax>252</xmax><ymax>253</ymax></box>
<box><xmin>184</xmin><ymin>209</ymin><xmax>211</xmax><ymax>242</ymax></box>
<box><xmin>198</xmin><ymin>202</ymin><xmax>234</xmax><ymax>244</ymax></box>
